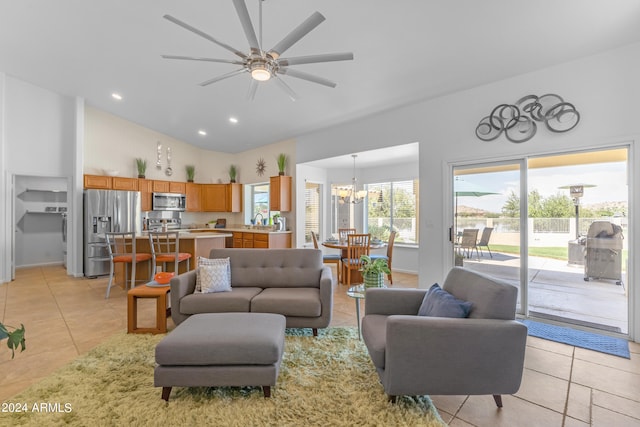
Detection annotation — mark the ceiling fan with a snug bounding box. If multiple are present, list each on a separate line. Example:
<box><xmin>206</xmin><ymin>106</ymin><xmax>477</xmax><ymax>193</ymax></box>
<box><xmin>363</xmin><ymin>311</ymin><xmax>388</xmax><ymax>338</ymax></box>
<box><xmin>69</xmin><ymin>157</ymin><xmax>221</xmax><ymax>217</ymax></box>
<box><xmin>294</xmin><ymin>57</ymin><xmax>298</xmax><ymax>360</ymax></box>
<box><xmin>162</xmin><ymin>0</ymin><xmax>354</xmax><ymax>100</ymax></box>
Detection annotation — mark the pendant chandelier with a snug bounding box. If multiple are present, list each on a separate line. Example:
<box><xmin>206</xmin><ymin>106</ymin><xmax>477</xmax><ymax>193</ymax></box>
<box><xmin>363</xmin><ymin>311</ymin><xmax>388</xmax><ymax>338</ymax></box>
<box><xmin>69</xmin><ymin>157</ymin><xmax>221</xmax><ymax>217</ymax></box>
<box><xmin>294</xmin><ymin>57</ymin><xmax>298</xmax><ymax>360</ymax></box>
<box><xmin>338</xmin><ymin>154</ymin><xmax>368</xmax><ymax>204</ymax></box>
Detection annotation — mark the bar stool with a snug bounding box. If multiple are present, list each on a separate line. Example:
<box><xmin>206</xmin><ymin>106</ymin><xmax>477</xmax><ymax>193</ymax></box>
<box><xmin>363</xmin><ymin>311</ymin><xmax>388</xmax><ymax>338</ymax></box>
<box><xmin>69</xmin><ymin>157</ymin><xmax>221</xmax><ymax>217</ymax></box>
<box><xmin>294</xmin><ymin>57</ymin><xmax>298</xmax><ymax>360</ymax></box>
<box><xmin>105</xmin><ymin>232</ymin><xmax>153</xmax><ymax>299</ymax></box>
<box><xmin>148</xmin><ymin>231</ymin><xmax>192</xmax><ymax>274</ymax></box>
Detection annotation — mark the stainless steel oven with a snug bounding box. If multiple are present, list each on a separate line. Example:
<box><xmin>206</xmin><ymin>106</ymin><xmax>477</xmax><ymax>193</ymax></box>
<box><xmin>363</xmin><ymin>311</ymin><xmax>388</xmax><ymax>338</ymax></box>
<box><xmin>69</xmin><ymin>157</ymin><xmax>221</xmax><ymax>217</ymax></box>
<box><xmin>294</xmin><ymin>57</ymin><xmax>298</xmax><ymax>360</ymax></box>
<box><xmin>152</xmin><ymin>192</ymin><xmax>186</xmax><ymax>211</ymax></box>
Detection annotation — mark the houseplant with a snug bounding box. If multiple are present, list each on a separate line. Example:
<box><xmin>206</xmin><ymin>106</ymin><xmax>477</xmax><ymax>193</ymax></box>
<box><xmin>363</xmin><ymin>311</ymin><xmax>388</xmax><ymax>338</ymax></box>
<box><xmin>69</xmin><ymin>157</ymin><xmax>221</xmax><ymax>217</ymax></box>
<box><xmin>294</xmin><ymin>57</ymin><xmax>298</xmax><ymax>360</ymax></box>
<box><xmin>277</xmin><ymin>153</ymin><xmax>287</xmax><ymax>176</ymax></box>
<box><xmin>228</xmin><ymin>165</ymin><xmax>237</xmax><ymax>183</ymax></box>
<box><xmin>359</xmin><ymin>255</ymin><xmax>391</xmax><ymax>288</ymax></box>
<box><xmin>0</xmin><ymin>322</ymin><xmax>26</xmax><ymax>359</ymax></box>
<box><xmin>185</xmin><ymin>165</ymin><xmax>195</xmax><ymax>182</ymax></box>
<box><xmin>135</xmin><ymin>158</ymin><xmax>147</xmax><ymax>178</ymax></box>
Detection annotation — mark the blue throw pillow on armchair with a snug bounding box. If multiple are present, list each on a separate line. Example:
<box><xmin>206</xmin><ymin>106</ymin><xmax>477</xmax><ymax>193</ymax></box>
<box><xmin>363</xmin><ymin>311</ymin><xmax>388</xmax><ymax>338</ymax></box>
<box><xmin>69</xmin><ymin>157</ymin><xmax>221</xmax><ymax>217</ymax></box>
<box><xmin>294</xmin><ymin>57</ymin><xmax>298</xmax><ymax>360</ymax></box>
<box><xmin>417</xmin><ymin>283</ymin><xmax>473</xmax><ymax>318</ymax></box>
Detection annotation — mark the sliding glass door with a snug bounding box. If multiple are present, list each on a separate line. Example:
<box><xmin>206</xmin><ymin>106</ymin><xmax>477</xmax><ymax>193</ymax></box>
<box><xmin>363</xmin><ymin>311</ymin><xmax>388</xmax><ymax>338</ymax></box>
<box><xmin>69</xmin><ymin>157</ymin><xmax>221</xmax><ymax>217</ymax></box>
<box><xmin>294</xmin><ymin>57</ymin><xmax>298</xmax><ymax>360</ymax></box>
<box><xmin>452</xmin><ymin>147</ymin><xmax>630</xmax><ymax>335</ymax></box>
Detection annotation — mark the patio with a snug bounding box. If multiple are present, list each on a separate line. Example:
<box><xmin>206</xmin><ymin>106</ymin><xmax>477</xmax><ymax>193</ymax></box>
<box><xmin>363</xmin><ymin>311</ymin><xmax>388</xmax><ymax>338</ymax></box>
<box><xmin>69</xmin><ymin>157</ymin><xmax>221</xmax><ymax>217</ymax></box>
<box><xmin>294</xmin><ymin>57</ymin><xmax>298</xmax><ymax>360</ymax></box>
<box><xmin>461</xmin><ymin>252</ymin><xmax>628</xmax><ymax>335</ymax></box>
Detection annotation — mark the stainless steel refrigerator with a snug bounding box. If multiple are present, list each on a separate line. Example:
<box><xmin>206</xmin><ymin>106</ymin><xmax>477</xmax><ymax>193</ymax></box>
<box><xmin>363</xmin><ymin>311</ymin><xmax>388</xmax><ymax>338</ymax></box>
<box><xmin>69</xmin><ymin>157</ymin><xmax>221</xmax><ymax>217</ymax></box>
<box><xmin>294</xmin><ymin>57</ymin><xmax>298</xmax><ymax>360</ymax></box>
<box><xmin>84</xmin><ymin>189</ymin><xmax>141</xmax><ymax>277</ymax></box>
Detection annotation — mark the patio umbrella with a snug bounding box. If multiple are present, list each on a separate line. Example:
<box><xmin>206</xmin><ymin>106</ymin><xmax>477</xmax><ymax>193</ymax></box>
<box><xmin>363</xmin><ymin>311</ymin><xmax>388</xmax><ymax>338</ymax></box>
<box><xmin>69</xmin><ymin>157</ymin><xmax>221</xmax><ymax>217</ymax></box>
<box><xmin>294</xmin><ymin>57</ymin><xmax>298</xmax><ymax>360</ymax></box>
<box><xmin>454</xmin><ymin>178</ymin><xmax>499</xmax><ymax>234</ymax></box>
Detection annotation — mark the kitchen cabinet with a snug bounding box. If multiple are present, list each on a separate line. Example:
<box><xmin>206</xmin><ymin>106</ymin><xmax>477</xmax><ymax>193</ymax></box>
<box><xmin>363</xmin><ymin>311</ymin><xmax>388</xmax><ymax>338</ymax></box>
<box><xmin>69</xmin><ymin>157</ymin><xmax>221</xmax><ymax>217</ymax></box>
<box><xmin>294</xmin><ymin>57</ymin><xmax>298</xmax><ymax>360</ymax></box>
<box><xmin>186</xmin><ymin>183</ymin><xmax>201</xmax><ymax>212</ymax></box>
<box><xmin>270</xmin><ymin>175</ymin><xmax>292</xmax><ymax>211</ymax></box>
<box><xmin>169</xmin><ymin>182</ymin><xmax>186</xmax><ymax>194</ymax></box>
<box><xmin>227</xmin><ymin>183</ymin><xmax>242</xmax><ymax>212</ymax></box>
<box><xmin>152</xmin><ymin>180</ymin><xmax>170</xmax><ymax>193</ymax></box>
<box><xmin>231</xmin><ymin>231</ymin><xmax>291</xmax><ymax>248</ymax></box>
<box><xmin>201</xmin><ymin>184</ymin><xmax>227</xmax><ymax>212</ymax></box>
<box><xmin>84</xmin><ymin>174</ymin><xmax>112</xmax><ymax>189</ymax></box>
<box><xmin>112</xmin><ymin>177</ymin><xmax>138</xmax><ymax>191</ymax></box>
<box><xmin>138</xmin><ymin>179</ymin><xmax>153</xmax><ymax>211</ymax></box>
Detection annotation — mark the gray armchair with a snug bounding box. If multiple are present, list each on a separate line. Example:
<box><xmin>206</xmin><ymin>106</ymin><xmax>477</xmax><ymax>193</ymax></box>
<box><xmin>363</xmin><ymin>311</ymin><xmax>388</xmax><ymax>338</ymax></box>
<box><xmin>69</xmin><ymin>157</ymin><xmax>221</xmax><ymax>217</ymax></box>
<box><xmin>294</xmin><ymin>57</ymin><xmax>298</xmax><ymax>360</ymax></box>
<box><xmin>361</xmin><ymin>267</ymin><xmax>527</xmax><ymax>407</ymax></box>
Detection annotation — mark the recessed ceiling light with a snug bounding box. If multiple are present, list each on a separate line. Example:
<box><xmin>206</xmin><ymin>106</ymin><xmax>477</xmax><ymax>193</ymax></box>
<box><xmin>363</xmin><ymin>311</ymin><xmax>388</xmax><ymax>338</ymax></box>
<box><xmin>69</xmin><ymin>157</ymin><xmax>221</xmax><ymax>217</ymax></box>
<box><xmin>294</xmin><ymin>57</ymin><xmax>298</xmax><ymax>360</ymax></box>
<box><xmin>111</xmin><ymin>93</ymin><xmax>123</xmax><ymax>101</ymax></box>
<box><xmin>229</xmin><ymin>117</ymin><xmax>238</xmax><ymax>124</ymax></box>
<box><xmin>198</xmin><ymin>130</ymin><xmax>207</xmax><ymax>136</ymax></box>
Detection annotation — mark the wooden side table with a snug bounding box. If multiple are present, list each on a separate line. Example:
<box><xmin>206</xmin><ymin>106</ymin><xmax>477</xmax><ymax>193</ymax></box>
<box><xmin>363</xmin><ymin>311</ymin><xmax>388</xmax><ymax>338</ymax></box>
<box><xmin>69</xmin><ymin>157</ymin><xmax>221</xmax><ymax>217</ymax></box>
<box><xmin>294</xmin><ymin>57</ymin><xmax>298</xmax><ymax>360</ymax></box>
<box><xmin>127</xmin><ymin>284</ymin><xmax>171</xmax><ymax>334</ymax></box>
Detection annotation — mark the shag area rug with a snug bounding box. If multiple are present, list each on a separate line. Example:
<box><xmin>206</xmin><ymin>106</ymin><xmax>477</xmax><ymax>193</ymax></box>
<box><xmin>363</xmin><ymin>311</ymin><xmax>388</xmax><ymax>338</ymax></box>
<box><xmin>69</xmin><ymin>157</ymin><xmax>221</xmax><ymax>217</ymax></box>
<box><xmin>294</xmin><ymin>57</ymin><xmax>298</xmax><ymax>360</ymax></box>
<box><xmin>2</xmin><ymin>327</ymin><xmax>445</xmax><ymax>426</ymax></box>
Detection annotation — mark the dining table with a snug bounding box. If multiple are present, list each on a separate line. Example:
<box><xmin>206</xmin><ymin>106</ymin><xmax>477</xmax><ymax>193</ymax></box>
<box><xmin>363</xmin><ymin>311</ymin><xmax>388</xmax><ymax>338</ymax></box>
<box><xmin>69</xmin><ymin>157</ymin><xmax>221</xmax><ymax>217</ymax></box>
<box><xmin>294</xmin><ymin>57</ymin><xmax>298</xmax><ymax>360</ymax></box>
<box><xmin>322</xmin><ymin>238</ymin><xmax>386</xmax><ymax>284</ymax></box>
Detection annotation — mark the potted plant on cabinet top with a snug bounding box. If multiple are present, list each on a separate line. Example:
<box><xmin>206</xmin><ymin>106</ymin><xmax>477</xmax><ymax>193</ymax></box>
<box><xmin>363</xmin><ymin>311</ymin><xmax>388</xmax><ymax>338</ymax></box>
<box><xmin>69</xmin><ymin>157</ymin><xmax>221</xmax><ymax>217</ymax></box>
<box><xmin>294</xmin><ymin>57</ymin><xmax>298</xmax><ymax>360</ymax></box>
<box><xmin>185</xmin><ymin>165</ymin><xmax>195</xmax><ymax>182</ymax></box>
<box><xmin>277</xmin><ymin>153</ymin><xmax>287</xmax><ymax>176</ymax></box>
<box><xmin>359</xmin><ymin>255</ymin><xmax>391</xmax><ymax>288</ymax></box>
<box><xmin>0</xmin><ymin>322</ymin><xmax>26</xmax><ymax>359</ymax></box>
<box><xmin>135</xmin><ymin>158</ymin><xmax>147</xmax><ymax>178</ymax></box>
<box><xmin>228</xmin><ymin>165</ymin><xmax>237</xmax><ymax>183</ymax></box>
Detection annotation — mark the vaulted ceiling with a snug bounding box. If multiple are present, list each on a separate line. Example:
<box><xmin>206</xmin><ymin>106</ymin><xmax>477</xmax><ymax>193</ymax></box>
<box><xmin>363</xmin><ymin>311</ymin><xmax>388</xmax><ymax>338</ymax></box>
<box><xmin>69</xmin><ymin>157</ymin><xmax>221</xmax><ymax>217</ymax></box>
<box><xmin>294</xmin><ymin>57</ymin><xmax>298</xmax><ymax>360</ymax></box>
<box><xmin>2</xmin><ymin>0</ymin><xmax>640</xmax><ymax>153</ymax></box>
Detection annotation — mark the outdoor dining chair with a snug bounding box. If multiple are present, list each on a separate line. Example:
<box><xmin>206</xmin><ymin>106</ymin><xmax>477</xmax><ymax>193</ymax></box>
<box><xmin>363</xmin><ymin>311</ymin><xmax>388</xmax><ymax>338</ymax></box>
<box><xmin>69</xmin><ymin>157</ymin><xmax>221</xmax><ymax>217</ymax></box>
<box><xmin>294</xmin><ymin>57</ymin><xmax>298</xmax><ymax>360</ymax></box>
<box><xmin>477</xmin><ymin>227</ymin><xmax>494</xmax><ymax>258</ymax></box>
<box><xmin>457</xmin><ymin>228</ymin><xmax>479</xmax><ymax>259</ymax></box>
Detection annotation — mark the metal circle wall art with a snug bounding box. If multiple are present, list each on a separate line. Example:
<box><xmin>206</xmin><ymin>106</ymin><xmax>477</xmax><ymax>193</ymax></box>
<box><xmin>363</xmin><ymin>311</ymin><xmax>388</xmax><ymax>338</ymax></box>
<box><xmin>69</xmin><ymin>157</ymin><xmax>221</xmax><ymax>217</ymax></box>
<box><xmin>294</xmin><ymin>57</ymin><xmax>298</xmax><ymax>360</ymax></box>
<box><xmin>476</xmin><ymin>94</ymin><xmax>580</xmax><ymax>143</ymax></box>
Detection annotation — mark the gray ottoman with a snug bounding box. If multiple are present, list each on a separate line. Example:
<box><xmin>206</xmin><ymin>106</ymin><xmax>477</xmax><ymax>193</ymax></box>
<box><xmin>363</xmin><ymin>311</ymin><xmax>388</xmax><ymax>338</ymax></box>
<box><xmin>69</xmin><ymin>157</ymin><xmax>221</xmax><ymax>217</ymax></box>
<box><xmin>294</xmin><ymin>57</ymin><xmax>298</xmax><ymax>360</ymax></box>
<box><xmin>154</xmin><ymin>312</ymin><xmax>286</xmax><ymax>401</ymax></box>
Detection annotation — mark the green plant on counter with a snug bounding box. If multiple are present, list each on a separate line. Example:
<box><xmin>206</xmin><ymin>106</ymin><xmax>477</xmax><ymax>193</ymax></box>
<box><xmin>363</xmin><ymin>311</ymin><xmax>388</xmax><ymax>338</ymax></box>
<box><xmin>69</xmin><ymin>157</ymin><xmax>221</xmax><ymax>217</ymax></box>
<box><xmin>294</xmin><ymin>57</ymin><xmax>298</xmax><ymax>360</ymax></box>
<box><xmin>0</xmin><ymin>322</ymin><xmax>26</xmax><ymax>359</ymax></box>
<box><xmin>186</xmin><ymin>165</ymin><xmax>195</xmax><ymax>182</ymax></box>
<box><xmin>228</xmin><ymin>165</ymin><xmax>237</xmax><ymax>183</ymax></box>
<box><xmin>277</xmin><ymin>153</ymin><xmax>287</xmax><ymax>175</ymax></box>
<box><xmin>135</xmin><ymin>158</ymin><xmax>147</xmax><ymax>178</ymax></box>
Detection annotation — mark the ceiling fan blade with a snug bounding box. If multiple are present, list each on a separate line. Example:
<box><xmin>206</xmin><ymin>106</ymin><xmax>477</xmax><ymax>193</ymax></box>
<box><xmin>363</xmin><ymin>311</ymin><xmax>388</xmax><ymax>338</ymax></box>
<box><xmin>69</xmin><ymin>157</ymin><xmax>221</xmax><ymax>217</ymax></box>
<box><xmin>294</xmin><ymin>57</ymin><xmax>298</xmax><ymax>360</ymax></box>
<box><xmin>198</xmin><ymin>68</ymin><xmax>247</xmax><ymax>86</ymax></box>
<box><xmin>246</xmin><ymin>79</ymin><xmax>258</xmax><ymax>101</ymax></box>
<box><xmin>277</xmin><ymin>52</ymin><xmax>353</xmax><ymax>67</ymax></box>
<box><xmin>272</xmin><ymin>75</ymin><xmax>298</xmax><ymax>101</ymax></box>
<box><xmin>232</xmin><ymin>0</ymin><xmax>261</xmax><ymax>54</ymax></box>
<box><xmin>267</xmin><ymin>11</ymin><xmax>325</xmax><ymax>58</ymax></box>
<box><xmin>279</xmin><ymin>68</ymin><xmax>336</xmax><ymax>88</ymax></box>
<box><xmin>163</xmin><ymin>14</ymin><xmax>247</xmax><ymax>59</ymax></box>
<box><xmin>161</xmin><ymin>55</ymin><xmax>244</xmax><ymax>65</ymax></box>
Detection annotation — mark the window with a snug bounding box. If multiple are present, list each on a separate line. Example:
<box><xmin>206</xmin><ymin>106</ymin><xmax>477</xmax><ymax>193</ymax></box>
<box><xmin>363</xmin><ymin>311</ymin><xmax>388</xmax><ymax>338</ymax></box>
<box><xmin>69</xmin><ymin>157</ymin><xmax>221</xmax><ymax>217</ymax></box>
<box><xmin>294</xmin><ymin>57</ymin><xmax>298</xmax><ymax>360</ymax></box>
<box><xmin>246</xmin><ymin>183</ymin><xmax>269</xmax><ymax>223</ymax></box>
<box><xmin>304</xmin><ymin>182</ymin><xmax>322</xmax><ymax>244</ymax></box>
<box><xmin>367</xmin><ymin>180</ymin><xmax>418</xmax><ymax>244</ymax></box>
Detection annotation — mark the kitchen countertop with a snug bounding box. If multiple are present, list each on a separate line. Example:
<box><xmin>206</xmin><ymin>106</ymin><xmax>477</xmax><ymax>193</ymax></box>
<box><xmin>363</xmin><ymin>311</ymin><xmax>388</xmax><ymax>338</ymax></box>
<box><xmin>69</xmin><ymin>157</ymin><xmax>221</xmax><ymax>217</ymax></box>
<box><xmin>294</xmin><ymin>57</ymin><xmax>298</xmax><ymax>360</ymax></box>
<box><xmin>180</xmin><ymin>227</ymin><xmax>292</xmax><ymax>235</ymax></box>
<box><xmin>139</xmin><ymin>231</ymin><xmax>232</xmax><ymax>240</ymax></box>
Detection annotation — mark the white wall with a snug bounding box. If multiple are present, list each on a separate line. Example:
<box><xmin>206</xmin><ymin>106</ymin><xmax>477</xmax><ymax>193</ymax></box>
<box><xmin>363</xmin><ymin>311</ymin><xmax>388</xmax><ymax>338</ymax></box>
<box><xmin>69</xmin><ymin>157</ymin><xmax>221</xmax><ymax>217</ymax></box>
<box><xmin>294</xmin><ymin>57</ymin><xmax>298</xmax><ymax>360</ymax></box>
<box><xmin>0</xmin><ymin>74</ymin><xmax>78</xmax><ymax>282</ymax></box>
<box><xmin>296</xmin><ymin>42</ymin><xmax>640</xmax><ymax>340</ymax></box>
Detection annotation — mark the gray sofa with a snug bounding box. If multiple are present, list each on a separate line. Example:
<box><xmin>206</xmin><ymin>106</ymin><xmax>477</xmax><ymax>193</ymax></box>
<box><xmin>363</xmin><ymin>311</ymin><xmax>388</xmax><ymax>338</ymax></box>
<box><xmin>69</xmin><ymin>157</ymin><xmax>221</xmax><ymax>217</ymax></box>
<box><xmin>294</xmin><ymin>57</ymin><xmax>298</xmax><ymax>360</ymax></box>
<box><xmin>361</xmin><ymin>267</ymin><xmax>527</xmax><ymax>407</ymax></box>
<box><xmin>169</xmin><ymin>248</ymin><xmax>333</xmax><ymax>336</ymax></box>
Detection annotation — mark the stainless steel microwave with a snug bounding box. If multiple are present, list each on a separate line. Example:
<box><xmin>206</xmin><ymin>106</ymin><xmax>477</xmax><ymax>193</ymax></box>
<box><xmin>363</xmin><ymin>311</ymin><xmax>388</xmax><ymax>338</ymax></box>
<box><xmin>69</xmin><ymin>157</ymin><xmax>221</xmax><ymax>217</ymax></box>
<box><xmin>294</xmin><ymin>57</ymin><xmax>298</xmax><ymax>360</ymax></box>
<box><xmin>152</xmin><ymin>192</ymin><xmax>186</xmax><ymax>211</ymax></box>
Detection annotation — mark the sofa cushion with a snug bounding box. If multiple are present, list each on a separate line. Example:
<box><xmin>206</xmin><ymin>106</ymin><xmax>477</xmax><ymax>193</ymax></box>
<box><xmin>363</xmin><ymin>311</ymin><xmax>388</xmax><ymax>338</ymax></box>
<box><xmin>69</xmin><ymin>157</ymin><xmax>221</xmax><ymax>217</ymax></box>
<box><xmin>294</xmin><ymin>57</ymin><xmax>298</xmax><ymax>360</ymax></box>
<box><xmin>198</xmin><ymin>258</ymin><xmax>231</xmax><ymax>294</ymax></box>
<box><xmin>181</xmin><ymin>287</ymin><xmax>263</xmax><ymax>314</ymax></box>
<box><xmin>209</xmin><ymin>249</ymin><xmax>323</xmax><ymax>288</ymax></box>
<box><xmin>251</xmin><ymin>288</ymin><xmax>321</xmax><ymax>317</ymax></box>
<box><xmin>417</xmin><ymin>283</ymin><xmax>472</xmax><ymax>318</ymax></box>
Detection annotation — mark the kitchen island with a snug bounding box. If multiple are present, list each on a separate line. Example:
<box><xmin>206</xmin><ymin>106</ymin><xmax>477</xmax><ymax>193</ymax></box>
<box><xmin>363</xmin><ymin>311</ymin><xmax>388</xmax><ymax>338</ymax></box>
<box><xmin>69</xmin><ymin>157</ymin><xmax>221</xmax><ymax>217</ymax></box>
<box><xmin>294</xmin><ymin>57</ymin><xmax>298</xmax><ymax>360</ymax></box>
<box><xmin>185</xmin><ymin>227</ymin><xmax>292</xmax><ymax>249</ymax></box>
<box><xmin>115</xmin><ymin>232</ymin><xmax>231</xmax><ymax>285</ymax></box>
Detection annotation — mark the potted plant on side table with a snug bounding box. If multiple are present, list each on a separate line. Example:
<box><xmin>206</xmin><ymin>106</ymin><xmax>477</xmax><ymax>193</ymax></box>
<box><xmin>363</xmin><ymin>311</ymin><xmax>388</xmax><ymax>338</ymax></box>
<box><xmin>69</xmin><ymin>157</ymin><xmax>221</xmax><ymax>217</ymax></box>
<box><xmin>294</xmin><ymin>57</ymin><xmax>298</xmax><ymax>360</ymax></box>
<box><xmin>360</xmin><ymin>255</ymin><xmax>391</xmax><ymax>288</ymax></box>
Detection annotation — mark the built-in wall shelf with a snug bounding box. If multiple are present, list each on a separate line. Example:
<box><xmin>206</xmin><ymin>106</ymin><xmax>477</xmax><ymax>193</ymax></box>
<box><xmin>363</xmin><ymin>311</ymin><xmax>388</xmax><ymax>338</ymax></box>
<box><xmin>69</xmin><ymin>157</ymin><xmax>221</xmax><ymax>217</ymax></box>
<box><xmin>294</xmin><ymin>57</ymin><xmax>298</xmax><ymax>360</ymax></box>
<box><xmin>23</xmin><ymin>188</ymin><xmax>67</xmax><ymax>194</ymax></box>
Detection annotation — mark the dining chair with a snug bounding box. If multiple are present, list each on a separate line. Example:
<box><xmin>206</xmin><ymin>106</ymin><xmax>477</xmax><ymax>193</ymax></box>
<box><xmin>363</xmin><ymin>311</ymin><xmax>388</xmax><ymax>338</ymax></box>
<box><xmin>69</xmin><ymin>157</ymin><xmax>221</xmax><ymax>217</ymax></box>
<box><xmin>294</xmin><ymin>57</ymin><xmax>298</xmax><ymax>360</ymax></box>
<box><xmin>338</xmin><ymin>228</ymin><xmax>356</xmax><ymax>241</ymax></box>
<box><xmin>457</xmin><ymin>228</ymin><xmax>479</xmax><ymax>259</ymax></box>
<box><xmin>148</xmin><ymin>231</ymin><xmax>192</xmax><ymax>276</ymax></box>
<box><xmin>105</xmin><ymin>232</ymin><xmax>153</xmax><ymax>299</ymax></box>
<box><xmin>370</xmin><ymin>230</ymin><xmax>396</xmax><ymax>284</ymax></box>
<box><xmin>311</xmin><ymin>231</ymin><xmax>342</xmax><ymax>283</ymax></box>
<box><xmin>341</xmin><ymin>233</ymin><xmax>371</xmax><ymax>286</ymax></box>
<box><xmin>477</xmin><ymin>227</ymin><xmax>494</xmax><ymax>258</ymax></box>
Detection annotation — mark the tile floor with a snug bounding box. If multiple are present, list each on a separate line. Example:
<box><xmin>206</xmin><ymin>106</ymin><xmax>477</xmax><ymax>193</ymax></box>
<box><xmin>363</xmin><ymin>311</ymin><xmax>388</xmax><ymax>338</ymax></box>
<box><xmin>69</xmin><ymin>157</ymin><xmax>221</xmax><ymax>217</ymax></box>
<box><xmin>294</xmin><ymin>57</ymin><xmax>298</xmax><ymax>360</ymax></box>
<box><xmin>1</xmin><ymin>265</ymin><xmax>640</xmax><ymax>426</ymax></box>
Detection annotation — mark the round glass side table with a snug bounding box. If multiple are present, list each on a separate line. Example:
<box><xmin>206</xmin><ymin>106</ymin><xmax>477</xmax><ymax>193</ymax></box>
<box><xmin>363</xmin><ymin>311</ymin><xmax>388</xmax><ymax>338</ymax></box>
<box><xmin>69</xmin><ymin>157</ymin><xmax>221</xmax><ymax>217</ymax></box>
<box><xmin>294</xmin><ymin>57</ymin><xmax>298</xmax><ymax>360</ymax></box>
<box><xmin>347</xmin><ymin>284</ymin><xmax>386</xmax><ymax>339</ymax></box>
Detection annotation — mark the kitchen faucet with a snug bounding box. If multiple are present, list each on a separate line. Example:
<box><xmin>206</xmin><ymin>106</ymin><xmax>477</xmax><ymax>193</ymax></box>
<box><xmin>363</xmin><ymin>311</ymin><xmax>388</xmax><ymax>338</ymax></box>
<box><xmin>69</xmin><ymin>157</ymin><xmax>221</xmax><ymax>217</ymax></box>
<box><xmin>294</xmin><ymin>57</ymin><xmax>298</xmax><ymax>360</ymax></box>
<box><xmin>252</xmin><ymin>213</ymin><xmax>264</xmax><ymax>225</ymax></box>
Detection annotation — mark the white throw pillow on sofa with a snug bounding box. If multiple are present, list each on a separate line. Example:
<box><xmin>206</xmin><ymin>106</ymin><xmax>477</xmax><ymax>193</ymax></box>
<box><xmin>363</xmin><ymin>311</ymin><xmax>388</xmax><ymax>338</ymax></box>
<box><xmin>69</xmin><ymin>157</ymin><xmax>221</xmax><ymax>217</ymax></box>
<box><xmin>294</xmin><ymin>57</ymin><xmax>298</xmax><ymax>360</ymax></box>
<box><xmin>196</xmin><ymin>257</ymin><xmax>231</xmax><ymax>293</ymax></box>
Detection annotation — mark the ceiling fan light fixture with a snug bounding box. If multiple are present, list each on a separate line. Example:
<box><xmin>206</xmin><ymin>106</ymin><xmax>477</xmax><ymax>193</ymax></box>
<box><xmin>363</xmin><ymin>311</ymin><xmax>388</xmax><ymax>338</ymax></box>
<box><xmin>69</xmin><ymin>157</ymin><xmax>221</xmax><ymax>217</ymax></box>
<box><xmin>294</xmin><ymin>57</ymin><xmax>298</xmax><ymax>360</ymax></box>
<box><xmin>251</xmin><ymin>67</ymin><xmax>271</xmax><ymax>81</ymax></box>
